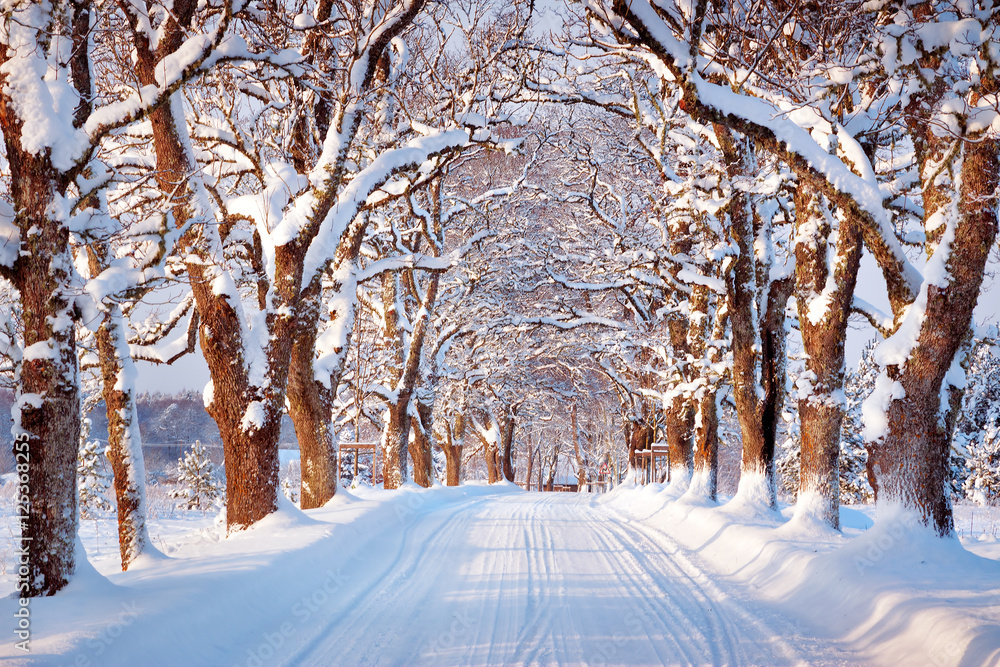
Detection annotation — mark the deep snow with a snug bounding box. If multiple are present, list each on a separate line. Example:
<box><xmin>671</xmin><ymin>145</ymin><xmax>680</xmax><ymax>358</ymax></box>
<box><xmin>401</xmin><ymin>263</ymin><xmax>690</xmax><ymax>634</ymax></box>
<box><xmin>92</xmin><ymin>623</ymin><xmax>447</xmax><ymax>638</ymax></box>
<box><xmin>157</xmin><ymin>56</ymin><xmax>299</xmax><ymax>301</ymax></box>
<box><xmin>1</xmin><ymin>482</ymin><xmax>999</xmax><ymax>666</ymax></box>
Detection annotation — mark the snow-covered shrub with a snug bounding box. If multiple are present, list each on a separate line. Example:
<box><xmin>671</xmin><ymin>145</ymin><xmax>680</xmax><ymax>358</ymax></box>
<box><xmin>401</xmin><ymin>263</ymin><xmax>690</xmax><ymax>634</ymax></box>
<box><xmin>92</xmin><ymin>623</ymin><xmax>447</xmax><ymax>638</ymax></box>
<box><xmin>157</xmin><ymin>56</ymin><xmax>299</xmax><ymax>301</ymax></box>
<box><xmin>957</xmin><ymin>342</ymin><xmax>1000</xmax><ymax>505</ymax></box>
<box><xmin>169</xmin><ymin>440</ymin><xmax>222</xmax><ymax>511</ymax></box>
<box><xmin>77</xmin><ymin>418</ymin><xmax>113</xmax><ymax>518</ymax></box>
<box><xmin>838</xmin><ymin>342</ymin><xmax>877</xmax><ymax>504</ymax></box>
<box><xmin>281</xmin><ymin>457</ymin><xmax>300</xmax><ymax>505</ymax></box>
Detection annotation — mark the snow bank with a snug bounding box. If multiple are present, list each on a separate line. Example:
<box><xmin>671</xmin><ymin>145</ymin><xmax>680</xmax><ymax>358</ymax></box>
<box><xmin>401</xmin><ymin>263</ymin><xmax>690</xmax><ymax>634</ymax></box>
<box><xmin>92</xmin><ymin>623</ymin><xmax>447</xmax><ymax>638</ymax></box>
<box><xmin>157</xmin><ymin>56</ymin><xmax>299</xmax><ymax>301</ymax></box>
<box><xmin>601</xmin><ymin>489</ymin><xmax>1000</xmax><ymax>666</ymax></box>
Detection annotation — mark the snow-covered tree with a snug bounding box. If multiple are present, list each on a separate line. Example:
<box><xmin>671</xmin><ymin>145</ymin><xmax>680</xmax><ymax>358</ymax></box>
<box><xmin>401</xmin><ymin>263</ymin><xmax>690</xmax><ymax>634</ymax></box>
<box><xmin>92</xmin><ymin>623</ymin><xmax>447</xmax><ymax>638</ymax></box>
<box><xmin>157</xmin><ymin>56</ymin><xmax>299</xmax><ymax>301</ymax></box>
<box><xmin>0</xmin><ymin>0</ymin><xmax>240</xmax><ymax>595</ymax></box>
<box><xmin>957</xmin><ymin>341</ymin><xmax>1000</xmax><ymax>505</ymax></box>
<box><xmin>170</xmin><ymin>441</ymin><xmax>222</xmax><ymax>512</ymax></box>
<box><xmin>578</xmin><ymin>0</ymin><xmax>1000</xmax><ymax>536</ymax></box>
<box><xmin>77</xmin><ymin>420</ymin><xmax>112</xmax><ymax>519</ymax></box>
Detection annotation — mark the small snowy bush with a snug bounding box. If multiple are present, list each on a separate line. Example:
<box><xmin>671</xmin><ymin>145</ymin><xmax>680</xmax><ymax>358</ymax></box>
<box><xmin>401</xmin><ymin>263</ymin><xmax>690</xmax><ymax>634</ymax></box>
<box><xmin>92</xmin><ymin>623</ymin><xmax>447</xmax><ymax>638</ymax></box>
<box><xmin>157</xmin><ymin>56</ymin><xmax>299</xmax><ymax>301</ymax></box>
<box><xmin>956</xmin><ymin>341</ymin><xmax>1000</xmax><ymax>505</ymax></box>
<box><xmin>77</xmin><ymin>418</ymin><xmax>113</xmax><ymax>518</ymax></box>
<box><xmin>169</xmin><ymin>440</ymin><xmax>222</xmax><ymax>511</ymax></box>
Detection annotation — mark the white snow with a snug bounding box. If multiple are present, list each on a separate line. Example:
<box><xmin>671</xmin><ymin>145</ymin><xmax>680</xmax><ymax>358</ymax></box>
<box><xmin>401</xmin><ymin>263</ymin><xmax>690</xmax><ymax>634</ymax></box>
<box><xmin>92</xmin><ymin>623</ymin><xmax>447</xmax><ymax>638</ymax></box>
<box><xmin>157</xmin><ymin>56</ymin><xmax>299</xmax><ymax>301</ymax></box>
<box><xmin>4</xmin><ymin>484</ymin><xmax>998</xmax><ymax>666</ymax></box>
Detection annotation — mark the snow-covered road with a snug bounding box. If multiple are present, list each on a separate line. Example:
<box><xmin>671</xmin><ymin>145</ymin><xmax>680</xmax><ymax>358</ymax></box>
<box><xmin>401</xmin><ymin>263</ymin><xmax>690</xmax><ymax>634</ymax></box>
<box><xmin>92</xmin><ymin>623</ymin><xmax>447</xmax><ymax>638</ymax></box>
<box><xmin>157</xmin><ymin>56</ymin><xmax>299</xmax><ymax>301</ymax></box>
<box><xmin>280</xmin><ymin>491</ymin><xmax>853</xmax><ymax>666</ymax></box>
<box><xmin>6</xmin><ymin>483</ymin><xmax>999</xmax><ymax>666</ymax></box>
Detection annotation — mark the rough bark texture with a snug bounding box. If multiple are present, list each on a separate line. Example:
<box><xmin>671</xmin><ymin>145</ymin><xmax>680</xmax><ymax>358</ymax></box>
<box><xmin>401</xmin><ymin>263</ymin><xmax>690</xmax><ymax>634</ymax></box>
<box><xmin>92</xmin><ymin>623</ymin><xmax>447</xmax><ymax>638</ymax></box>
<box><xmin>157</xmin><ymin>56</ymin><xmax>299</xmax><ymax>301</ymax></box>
<box><xmin>500</xmin><ymin>407</ymin><xmax>517</xmax><ymax>483</ymax></box>
<box><xmin>380</xmin><ymin>261</ymin><xmax>440</xmax><ymax>488</ymax></box>
<box><xmin>793</xmin><ymin>188</ymin><xmax>863</xmax><ymax>530</ymax></box>
<box><xmin>665</xmin><ymin>240</ymin><xmax>695</xmax><ymax>484</ymax></box>
<box><xmin>94</xmin><ymin>304</ymin><xmax>154</xmax><ymax>569</ymax></box>
<box><xmin>691</xmin><ymin>286</ymin><xmax>726</xmax><ymax>501</ymax></box>
<box><xmin>868</xmin><ymin>130</ymin><xmax>998</xmax><ymax>536</ymax></box>
<box><xmin>0</xmin><ymin>68</ymin><xmax>81</xmax><ymax>595</ymax></box>
<box><xmin>665</xmin><ymin>396</ymin><xmax>694</xmax><ymax>483</ymax></box>
<box><xmin>287</xmin><ymin>221</ymin><xmax>367</xmax><ymax>508</ymax></box>
<box><xmin>442</xmin><ymin>414</ymin><xmax>465</xmax><ymax>486</ymax></box>
<box><xmin>716</xmin><ymin>126</ymin><xmax>791</xmax><ymax>508</ymax></box>
<box><xmin>524</xmin><ymin>442</ymin><xmax>535</xmax><ymax>491</ymax></box>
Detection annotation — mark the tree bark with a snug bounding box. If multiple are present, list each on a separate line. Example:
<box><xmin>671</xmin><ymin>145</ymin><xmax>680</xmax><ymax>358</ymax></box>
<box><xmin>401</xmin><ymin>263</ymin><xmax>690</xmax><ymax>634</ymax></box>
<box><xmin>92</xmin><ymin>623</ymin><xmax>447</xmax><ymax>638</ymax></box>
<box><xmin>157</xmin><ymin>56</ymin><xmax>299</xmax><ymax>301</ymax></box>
<box><xmin>94</xmin><ymin>303</ymin><xmax>154</xmax><ymax>569</ymax></box>
<box><xmin>442</xmin><ymin>417</ymin><xmax>464</xmax><ymax>486</ymax></box>
<box><xmin>793</xmin><ymin>188</ymin><xmax>864</xmax><ymax>529</ymax></box>
<box><xmin>868</xmin><ymin>119</ymin><xmax>999</xmax><ymax>535</ymax></box>
<box><xmin>0</xmin><ymin>61</ymin><xmax>82</xmax><ymax>594</ymax></box>
<box><xmin>716</xmin><ymin>125</ymin><xmax>792</xmax><ymax>509</ymax></box>
<box><xmin>570</xmin><ymin>403</ymin><xmax>589</xmax><ymax>489</ymax></box>
<box><xmin>500</xmin><ymin>406</ymin><xmax>517</xmax><ymax>483</ymax></box>
<box><xmin>691</xmin><ymin>286</ymin><xmax>727</xmax><ymax>501</ymax></box>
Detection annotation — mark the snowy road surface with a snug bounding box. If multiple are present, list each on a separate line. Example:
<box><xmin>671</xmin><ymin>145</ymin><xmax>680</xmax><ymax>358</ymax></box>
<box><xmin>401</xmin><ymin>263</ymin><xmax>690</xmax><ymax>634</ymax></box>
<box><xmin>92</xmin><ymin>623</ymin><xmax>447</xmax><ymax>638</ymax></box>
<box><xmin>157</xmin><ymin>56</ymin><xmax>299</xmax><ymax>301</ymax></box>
<box><xmin>7</xmin><ymin>487</ymin><xmax>878</xmax><ymax>667</ymax></box>
<box><xmin>280</xmin><ymin>491</ymin><xmax>853</xmax><ymax>666</ymax></box>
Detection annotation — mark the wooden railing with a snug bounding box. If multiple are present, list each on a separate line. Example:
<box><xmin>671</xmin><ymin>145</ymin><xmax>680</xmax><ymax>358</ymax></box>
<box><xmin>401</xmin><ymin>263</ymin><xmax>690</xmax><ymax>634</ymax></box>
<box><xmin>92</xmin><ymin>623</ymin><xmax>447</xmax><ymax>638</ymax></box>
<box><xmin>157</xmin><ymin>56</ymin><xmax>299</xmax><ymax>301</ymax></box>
<box><xmin>633</xmin><ymin>445</ymin><xmax>670</xmax><ymax>484</ymax></box>
<box><xmin>338</xmin><ymin>442</ymin><xmax>382</xmax><ymax>484</ymax></box>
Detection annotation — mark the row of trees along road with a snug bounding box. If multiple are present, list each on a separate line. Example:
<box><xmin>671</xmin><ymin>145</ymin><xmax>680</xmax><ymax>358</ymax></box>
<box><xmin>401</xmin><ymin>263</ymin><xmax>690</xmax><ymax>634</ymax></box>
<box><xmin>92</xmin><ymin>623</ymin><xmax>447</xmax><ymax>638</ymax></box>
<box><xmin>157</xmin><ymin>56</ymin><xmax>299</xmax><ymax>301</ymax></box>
<box><xmin>0</xmin><ymin>0</ymin><xmax>997</xmax><ymax>596</ymax></box>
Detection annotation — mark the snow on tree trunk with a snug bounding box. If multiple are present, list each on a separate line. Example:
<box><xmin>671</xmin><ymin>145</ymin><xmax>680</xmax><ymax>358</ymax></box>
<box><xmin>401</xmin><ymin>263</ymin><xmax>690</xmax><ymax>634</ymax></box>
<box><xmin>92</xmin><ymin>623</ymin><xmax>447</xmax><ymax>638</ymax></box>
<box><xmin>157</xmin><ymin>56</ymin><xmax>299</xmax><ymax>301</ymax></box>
<box><xmin>716</xmin><ymin>126</ymin><xmax>792</xmax><ymax>511</ymax></box>
<box><xmin>287</xmin><ymin>279</ymin><xmax>338</xmax><ymax>508</ymax></box>
<box><xmin>442</xmin><ymin>413</ymin><xmax>465</xmax><ymax>486</ymax></box>
<box><xmin>95</xmin><ymin>303</ymin><xmax>155</xmax><ymax>569</ymax></box>
<box><xmin>0</xmin><ymin>127</ymin><xmax>82</xmax><ymax>595</ymax></box>
<box><xmin>866</xmin><ymin>135</ymin><xmax>999</xmax><ymax>536</ymax></box>
<box><xmin>690</xmin><ymin>285</ymin><xmax>727</xmax><ymax>502</ymax></box>
<box><xmin>409</xmin><ymin>412</ymin><xmax>434</xmax><ymax>488</ymax></box>
<box><xmin>287</xmin><ymin>225</ymin><xmax>365</xmax><ymax>507</ymax></box>
<box><xmin>792</xmin><ymin>189</ymin><xmax>864</xmax><ymax>530</ymax></box>
<box><xmin>501</xmin><ymin>407</ymin><xmax>517</xmax><ymax>484</ymax></box>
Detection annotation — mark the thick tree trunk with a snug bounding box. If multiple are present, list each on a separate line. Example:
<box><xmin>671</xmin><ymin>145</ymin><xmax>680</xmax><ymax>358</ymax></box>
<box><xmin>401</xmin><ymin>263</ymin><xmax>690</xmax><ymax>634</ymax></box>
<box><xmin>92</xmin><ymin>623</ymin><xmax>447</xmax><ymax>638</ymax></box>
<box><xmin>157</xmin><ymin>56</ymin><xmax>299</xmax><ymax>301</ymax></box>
<box><xmin>409</xmin><ymin>410</ymin><xmax>434</xmax><ymax>488</ymax></box>
<box><xmin>95</xmin><ymin>304</ymin><xmax>154</xmax><ymax>569</ymax></box>
<box><xmin>717</xmin><ymin>125</ymin><xmax>792</xmax><ymax>509</ymax></box>
<box><xmin>665</xmin><ymin>254</ymin><xmax>695</xmax><ymax>487</ymax></box>
<box><xmin>486</xmin><ymin>434</ymin><xmax>500</xmax><ymax>484</ymax></box>
<box><xmin>570</xmin><ymin>403</ymin><xmax>588</xmax><ymax>489</ymax></box>
<box><xmin>690</xmin><ymin>285</ymin><xmax>726</xmax><ymax>501</ymax></box>
<box><xmin>793</xmin><ymin>189</ymin><xmax>864</xmax><ymax>529</ymax></box>
<box><xmin>442</xmin><ymin>418</ymin><xmax>463</xmax><ymax>487</ymax></box>
<box><xmin>524</xmin><ymin>443</ymin><xmax>535</xmax><ymax>491</ymax></box>
<box><xmin>287</xmin><ymin>206</ymin><xmax>367</xmax><ymax>508</ymax></box>
<box><xmin>692</xmin><ymin>387</ymin><xmax>720</xmax><ymax>500</ymax></box>
<box><xmin>665</xmin><ymin>397</ymin><xmax>694</xmax><ymax>487</ymax></box>
<box><xmin>288</xmin><ymin>320</ymin><xmax>337</xmax><ymax>507</ymax></box>
<box><xmin>0</xmin><ymin>108</ymin><xmax>81</xmax><ymax>594</ymax></box>
<box><xmin>868</xmin><ymin>134</ymin><xmax>999</xmax><ymax>535</ymax></box>
<box><xmin>16</xmin><ymin>242</ymin><xmax>81</xmax><ymax>597</ymax></box>
<box><xmin>381</xmin><ymin>398</ymin><xmax>411</xmax><ymax>489</ymax></box>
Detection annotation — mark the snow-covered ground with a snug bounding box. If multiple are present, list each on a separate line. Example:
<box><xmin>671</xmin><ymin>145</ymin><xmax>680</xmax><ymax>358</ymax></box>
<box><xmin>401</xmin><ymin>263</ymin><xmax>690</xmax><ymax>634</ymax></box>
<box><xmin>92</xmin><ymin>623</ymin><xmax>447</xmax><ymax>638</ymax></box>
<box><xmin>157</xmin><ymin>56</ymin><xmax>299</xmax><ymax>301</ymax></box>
<box><xmin>2</xmin><ymin>482</ymin><xmax>999</xmax><ymax>666</ymax></box>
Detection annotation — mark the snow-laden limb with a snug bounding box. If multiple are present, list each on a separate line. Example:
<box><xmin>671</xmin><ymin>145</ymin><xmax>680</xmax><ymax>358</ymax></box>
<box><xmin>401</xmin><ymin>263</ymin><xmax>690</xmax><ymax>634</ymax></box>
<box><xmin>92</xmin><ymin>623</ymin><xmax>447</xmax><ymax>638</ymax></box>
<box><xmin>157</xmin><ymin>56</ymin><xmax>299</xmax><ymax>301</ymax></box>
<box><xmin>583</xmin><ymin>0</ymin><xmax>923</xmax><ymax>302</ymax></box>
<box><xmin>301</xmin><ymin>129</ymin><xmax>474</xmax><ymax>288</ymax></box>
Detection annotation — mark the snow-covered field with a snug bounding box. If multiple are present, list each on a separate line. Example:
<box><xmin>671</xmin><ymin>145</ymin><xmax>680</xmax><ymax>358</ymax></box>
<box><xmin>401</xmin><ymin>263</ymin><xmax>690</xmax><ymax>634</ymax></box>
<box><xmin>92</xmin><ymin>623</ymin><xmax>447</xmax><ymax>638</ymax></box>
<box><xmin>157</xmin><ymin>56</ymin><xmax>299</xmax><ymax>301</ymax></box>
<box><xmin>2</xmin><ymin>482</ymin><xmax>999</xmax><ymax>666</ymax></box>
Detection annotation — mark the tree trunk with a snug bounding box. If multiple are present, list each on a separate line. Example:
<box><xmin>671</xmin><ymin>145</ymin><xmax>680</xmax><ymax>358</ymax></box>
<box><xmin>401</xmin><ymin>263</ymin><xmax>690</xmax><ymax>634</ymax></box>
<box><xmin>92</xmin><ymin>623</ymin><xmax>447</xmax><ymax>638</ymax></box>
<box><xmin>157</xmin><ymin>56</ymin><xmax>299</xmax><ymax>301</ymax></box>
<box><xmin>524</xmin><ymin>442</ymin><xmax>535</xmax><ymax>491</ymax></box>
<box><xmin>94</xmin><ymin>303</ymin><xmax>154</xmax><ymax>569</ymax></box>
<box><xmin>716</xmin><ymin>126</ymin><xmax>792</xmax><ymax>509</ymax></box>
<box><xmin>288</xmin><ymin>317</ymin><xmax>338</xmax><ymax>507</ymax></box>
<box><xmin>570</xmin><ymin>403</ymin><xmax>589</xmax><ymax>489</ymax></box>
<box><xmin>868</xmin><ymin>125</ymin><xmax>999</xmax><ymax>535</ymax></box>
<box><xmin>690</xmin><ymin>285</ymin><xmax>726</xmax><ymax>501</ymax></box>
<box><xmin>442</xmin><ymin>418</ymin><xmax>463</xmax><ymax>487</ymax></box>
<box><xmin>665</xmin><ymin>397</ymin><xmax>694</xmax><ymax>486</ymax></box>
<box><xmin>793</xmin><ymin>188</ymin><xmax>864</xmax><ymax>529</ymax></box>
<box><xmin>409</xmin><ymin>411</ymin><xmax>434</xmax><ymax>488</ymax></box>
<box><xmin>381</xmin><ymin>398</ymin><xmax>411</xmax><ymax>489</ymax></box>
<box><xmin>500</xmin><ymin>407</ymin><xmax>516</xmax><ymax>483</ymax></box>
<box><xmin>0</xmin><ymin>72</ymin><xmax>82</xmax><ymax>593</ymax></box>
<box><xmin>5</xmin><ymin>165</ymin><xmax>81</xmax><ymax>595</ymax></box>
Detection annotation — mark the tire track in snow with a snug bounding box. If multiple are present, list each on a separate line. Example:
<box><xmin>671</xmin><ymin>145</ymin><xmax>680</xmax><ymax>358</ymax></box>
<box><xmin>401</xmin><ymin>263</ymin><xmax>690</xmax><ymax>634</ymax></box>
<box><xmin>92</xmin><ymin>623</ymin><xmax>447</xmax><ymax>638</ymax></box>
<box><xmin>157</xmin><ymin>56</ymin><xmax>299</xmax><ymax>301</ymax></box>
<box><xmin>280</xmin><ymin>494</ymin><xmax>480</xmax><ymax>666</ymax></box>
<box><xmin>599</xmin><ymin>500</ymin><xmax>854</xmax><ymax>666</ymax></box>
<box><xmin>273</xmin><ymin>490</ymin><xmax>855</xmax><ymax>667</ymax></box>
